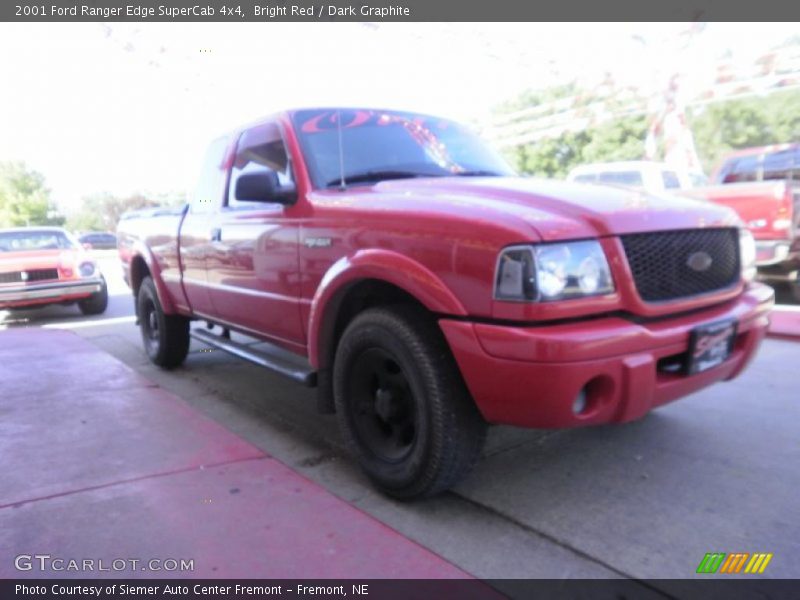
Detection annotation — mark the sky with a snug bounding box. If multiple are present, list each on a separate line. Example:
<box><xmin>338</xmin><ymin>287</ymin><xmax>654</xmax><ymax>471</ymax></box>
<box><xmin>0</xmin><ymin>22</ymin><xmax>796</xmax><ymax>213</ymax></box>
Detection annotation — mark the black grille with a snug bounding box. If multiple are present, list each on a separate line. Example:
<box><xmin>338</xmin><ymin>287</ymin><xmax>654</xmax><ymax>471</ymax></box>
<box><xmin>0</xmin><ymin>268</ymin><xmax>60</xmax><ymax>284</ymax></box>
<box><xmin>621</xmin><ymin>229</ymin><xmax>740</xmax><ymax>302</ymax></box>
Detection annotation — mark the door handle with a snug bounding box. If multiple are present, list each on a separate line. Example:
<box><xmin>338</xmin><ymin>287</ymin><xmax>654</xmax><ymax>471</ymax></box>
<box><xmin>210</xmin><ymin>228</ymin><xmax>222</xmax><ymax>242</ymax></box>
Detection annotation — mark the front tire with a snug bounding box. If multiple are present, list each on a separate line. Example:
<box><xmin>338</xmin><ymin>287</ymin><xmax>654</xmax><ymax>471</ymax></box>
<box><xmin>78</xmin><ymin>277</ymin><xmax>108</xmax><ymax>315</ymax></box>
<box><xmin>136</xmin><ymin>276</ymin><xmax>190</xmax><ymax>368</ymax></box>
<box><xmin>333</xmin><ymin>306</ymin><xmax>487</xmax><ymax>500</ymax></box>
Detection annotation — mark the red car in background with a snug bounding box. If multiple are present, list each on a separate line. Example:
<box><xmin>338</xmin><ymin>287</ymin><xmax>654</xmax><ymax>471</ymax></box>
<box><xmin>0</xmin><ymin>227</ymin><xmax>108</xmax><ymax>314</ymax></box>
<box><xmin>686</xmin><ymin>143</ymin><xmax>800</xmax><ymax>300</ymax></box>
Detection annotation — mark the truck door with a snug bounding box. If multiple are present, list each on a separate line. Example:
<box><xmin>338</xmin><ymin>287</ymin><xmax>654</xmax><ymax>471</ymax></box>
<box><xmin>205</xmin><ymin>121</ymin><xmax>305</xmax><ymax>352</ymax></box>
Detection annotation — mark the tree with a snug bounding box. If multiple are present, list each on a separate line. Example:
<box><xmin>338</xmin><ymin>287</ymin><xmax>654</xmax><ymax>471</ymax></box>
<box><xmin>688</xmin><ymin>89</ymin><xmax>800</xmax><ymax>172</ymax></box>
<box><xmin>580</xmin><ymin>116</ymin><xmax>648</xmax><ymax>164</ymax></box>
<box><xmin>67</xmin><ymin>192</ymin><xmax>161</xmax><ymax>232</ymax></box>
<box><xmin>0</xmin><ymin>161</ymin><xmax>64</xmax><ymax>227</ymax></box>
<box><xmin>500</xmin><ymin>116</ymin><xmax>647</xmax><ymax>179</ymax></box>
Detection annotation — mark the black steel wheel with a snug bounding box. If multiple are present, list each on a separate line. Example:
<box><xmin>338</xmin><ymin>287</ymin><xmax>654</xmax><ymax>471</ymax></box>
<box><xmin>333</xmin><ymin>305</ymin><xmax>487</xmax><ymax>500</ymax></box>
<box><xmin>136</xmin><ymin>276</ymin><xmax>189</xmax><ymax>368</ymax></box>
<box><xmin>347</xmin><ymin>347</ymin><xmax>419</xmax><ymax>463</ymax></box>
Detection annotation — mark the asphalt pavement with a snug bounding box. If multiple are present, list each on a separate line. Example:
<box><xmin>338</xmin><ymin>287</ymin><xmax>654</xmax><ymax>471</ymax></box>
<box><xmin>1</xmin><ymin>252</ymin><xmax>798</xmax><ymax>584</ymax></box>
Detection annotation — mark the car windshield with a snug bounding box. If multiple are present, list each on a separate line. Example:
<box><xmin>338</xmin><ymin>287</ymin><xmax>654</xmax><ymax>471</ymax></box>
<box><xmin>0</xmin><ymin>230</ymin><xmax>77</xmax><ymax>252</ymax></box>
<box><xmin>292</xmin><ymin>109</ymin><xmax>515</xmax><ymax>189</ymax></box>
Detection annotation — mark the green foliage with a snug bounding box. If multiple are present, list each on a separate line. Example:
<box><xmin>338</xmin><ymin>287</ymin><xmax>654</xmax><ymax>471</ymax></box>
<box><xmin>499</xmin><ymin>86</ymin><xmax>800</xmax><ymax>178</ymax></box>
<box><xmin>503</xmin><ymin>116</ymin><xmax>647</xmax><ymax>179</ymax></box>
<box><xmin>581</xmin><ymin>116</ymin><xmax>649</xmax><ymax>164</ymax></box>
<box><xmin>66</xmin><ymin>193</ymin><xmax>161</xmax><ymax>233</ymax></box>
<box><xmin>0</xmin><ymin>161</ymin><xmax>64</xmax><ymax>228</ymax></box>
<box><xmin>688</xmin><ymin>89</ymin><xmax>800</xmax><ymax>172</ymax></box>
<box><xmin>495</xmin><ymin>83</ymin><xmax>579</xmax><ymax>115</ymax></box>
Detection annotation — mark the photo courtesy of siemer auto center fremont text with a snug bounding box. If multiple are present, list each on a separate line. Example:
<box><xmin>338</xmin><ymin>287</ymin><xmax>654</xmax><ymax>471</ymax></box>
<box><xmin>0</xmin><ymin>3</ymin><xmax>798</xmax><ymax>598</ymax></box>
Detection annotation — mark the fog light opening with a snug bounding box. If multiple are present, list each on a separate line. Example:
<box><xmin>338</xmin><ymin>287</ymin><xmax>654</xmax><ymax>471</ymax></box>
<box><xmin>572</xmin><ymin>389</ymin><xmax>588</xmax><ymax>416</ymax></box>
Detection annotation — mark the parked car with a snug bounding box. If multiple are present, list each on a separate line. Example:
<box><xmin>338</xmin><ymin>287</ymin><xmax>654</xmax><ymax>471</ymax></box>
<box><xmin>78</xmin><ymin>231</ymin><xmax>118</xmax><ymax>249</ymax></box>
<box><xmin>0</xmin><ymin>227</ymin><xmax>108</xmax><ymax>314</ymax></box>
<box><xmin>685</xmin><ymin>144</ymin><xmax>800</xmax><ymax>300</ymax></box>
<box><xmin>118</xmin><ymin>108</ymin><xmax>773</xmax><ymax>499</ymax></box>
<box><xmin>566</xmin><ymin>160</ymin><xmax>708</xmax><ymax>195</ymax></box>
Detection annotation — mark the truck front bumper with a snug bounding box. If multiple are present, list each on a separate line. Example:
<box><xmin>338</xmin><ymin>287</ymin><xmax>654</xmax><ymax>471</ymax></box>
<box><xmin>440</xmin><ymin>283</ymin><xmax>774</xmax><ymax>429</ymax></box>
<box><xmin>0</xmin><ymin>279</ymin><xmax>103</xmax><ymax>309</ymax></box>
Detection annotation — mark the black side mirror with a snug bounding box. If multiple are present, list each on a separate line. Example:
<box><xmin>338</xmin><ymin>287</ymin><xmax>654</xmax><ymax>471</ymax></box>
<box><xmin>234</xmin><ymin>171</ymin><xmax>297</xmax><ymax>205</ymax></box>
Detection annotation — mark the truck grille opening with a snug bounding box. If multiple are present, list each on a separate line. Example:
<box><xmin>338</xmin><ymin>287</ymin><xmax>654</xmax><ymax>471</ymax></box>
<box><xmin>0</xmin><ymin>268</ymin><xmax>60</xmax><ymax>284</ymax></box>
<box><xmin>620</xmin><ymin>228</ymin><xmax>740</xmax><ymax>302</ymax></box>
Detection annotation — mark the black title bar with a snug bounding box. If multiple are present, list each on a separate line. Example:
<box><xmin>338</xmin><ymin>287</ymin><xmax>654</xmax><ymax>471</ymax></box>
<box><xmin>4</xmin><ymin>579</ymin><xmax>800</xmax><ymax>600</ymax></box>
<box><xmin>4</xmin><ymin>0</ymin><xmax>800</xmax><ymax>22</ymax></box>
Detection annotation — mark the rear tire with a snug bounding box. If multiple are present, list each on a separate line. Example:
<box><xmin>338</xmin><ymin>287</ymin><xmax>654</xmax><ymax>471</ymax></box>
<box><xmin>78</xmin><ymin>277</ymin><xmax>108</xmax><ymax>315</ymax></box>
<box><xmin>333</xmin><ymin>305</ymin><xmax>487</xmax><ymax>500</ymax></box>
<box><xmin>136</xmin><ymin>276</ymin><xmax>190</xmax><ymax>368</ymax></box>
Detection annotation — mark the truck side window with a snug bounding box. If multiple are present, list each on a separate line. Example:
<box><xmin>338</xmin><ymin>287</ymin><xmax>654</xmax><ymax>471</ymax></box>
<box><xmin>190</xmin><ymin>136</ymin><xmax>229</xmax><ymax>214</ymax></box>
<box><xmin>763</xmin><ymin>148</ymin><xmax>797</xmax><ymax>181</ymax></box>
<box><xmin>597</xmin><ymin>171</ymin><xmax>644</xmax><ymax>189</ymax></box>
<box><xmin>661</xmin><ymin>170</ymin><xmax>681</xmax><ymax>189</ymax></box>
<box><xmin>721</xmin><ymin>155</ymin><xmax>759</xmax><ymax>183</ymax></box>
<box><xmin>228</xmin><ymin>122</ymin><xmax>293</xmax><ymax>209</ymax></box>
<box><xmin>573</xmin><ymin>174</ymin><xmax>597</xmax><ymax>183</ymax></box>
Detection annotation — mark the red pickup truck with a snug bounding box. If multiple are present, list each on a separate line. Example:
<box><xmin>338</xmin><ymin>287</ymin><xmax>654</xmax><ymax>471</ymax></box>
<box><xmin>685</xmin><ymin>144</ymin><xmax>800</xmax><ymax>300</ymax></box>
<box><xmin>118</xmin><ymin>108</ymin><xmax>774</xmax><ymax>498</ymax></box>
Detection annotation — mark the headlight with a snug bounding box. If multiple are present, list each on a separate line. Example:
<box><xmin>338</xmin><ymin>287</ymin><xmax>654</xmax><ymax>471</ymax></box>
<box><xmin>739</xmin><ymin>229</ymin><xmax>756</xmax><ymax>282</ymax></box>
<box><xmin>79</xmin><ymin>261</ymin><xmax>96</xmax><ymax>277</ymax></box>
<box><xmin>495</xmin><ymin>240</ymin><xmax>614</xmax><ymax>302</ymax></box>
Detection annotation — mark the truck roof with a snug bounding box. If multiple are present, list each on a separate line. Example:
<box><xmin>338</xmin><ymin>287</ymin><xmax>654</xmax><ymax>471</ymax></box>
<box><xmin>721</xmin><ymin>142</ymin><xmax>799</xmax><ymax>160</ymax></box>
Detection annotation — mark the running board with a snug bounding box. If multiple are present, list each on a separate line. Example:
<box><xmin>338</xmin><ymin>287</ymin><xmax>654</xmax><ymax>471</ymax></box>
<box><xmin>190</xmin><ymin>328</ymin><xmax>317</xmax><ymax>387</ymax></box>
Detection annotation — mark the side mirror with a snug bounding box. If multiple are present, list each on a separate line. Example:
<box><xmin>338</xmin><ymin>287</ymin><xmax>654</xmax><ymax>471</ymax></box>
<box><xmin>234</xmin><ymin>171</ymin><xmax>297</xmax><ymax>205</ymax></box>
<box><xmin>82</xmin><ymin>242</ymin><xmax>93</xmax><ymax>250</ymax></box>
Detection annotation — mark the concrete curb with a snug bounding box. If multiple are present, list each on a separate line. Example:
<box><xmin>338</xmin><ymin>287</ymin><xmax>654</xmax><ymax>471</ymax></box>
<box><xmin>767</xmin><ymin>306</ymin><xmax>800</xmax><ymax>341</ymax></box>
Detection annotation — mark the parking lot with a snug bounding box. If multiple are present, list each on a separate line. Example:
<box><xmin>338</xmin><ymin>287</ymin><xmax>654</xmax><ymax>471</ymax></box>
<box><xmin>1</xmin><ymin>252</ymin><xmax>798</xmax><ymax>585</ymax></box>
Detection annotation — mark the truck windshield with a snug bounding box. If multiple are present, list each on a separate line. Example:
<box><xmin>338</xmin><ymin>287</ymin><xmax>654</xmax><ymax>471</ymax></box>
<box><xmin>291</xmin><ymin>109</ymin><xmax>514</xmax><ymax>189</ymax></box>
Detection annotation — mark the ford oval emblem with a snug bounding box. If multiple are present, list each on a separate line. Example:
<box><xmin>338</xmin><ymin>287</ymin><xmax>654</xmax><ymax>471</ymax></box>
<box><xmin>687</xmin><ymin>251</ymin><xmax>713</xmax><ymax>272</ymax></box>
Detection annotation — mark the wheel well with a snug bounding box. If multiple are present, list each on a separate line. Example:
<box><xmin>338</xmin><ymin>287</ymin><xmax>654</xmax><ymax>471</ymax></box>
<box><xmin>129</xmin><ymin>255</ymin><xmax>150</xmax><ymax>298</ymax></box>
<box><xmin>315</xmin><ymin>279</ymin><xmax>432</xmax><ymax>414</ymax></box>
<box><xmin>328</xmin><ymin>279</ymin><xmax>428</xmax><ymax>361</ymax></box>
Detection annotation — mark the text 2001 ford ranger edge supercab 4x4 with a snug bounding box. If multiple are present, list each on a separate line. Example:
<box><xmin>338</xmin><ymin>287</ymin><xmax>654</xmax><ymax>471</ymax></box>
<box><xmin>117</xmin><ymin>108</ymin><xmax>774</xmax><ymax>499</ymax></box>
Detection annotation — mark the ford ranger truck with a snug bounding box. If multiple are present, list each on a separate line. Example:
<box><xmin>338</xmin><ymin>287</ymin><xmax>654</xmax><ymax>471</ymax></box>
<box><xmin>117</xmin><ymin>108</ymin><xmax>774</xmax><ymax>499</ymax></box>
<box><xmin>684</xmin><ymin>143</ymin><xmax>800</xmax><ymax>301</ymax></box>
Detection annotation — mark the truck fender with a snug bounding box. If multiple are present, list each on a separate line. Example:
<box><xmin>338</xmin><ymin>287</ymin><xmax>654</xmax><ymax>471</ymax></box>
<box><xmin>307</xmin><ymin>249</ymin><xmax>467</xmax><ymax>369</ymax></box>
<box><xmin>128</xmin><ymin>242</ymin><xmax>179</xmax><ymax>315</ymax></box>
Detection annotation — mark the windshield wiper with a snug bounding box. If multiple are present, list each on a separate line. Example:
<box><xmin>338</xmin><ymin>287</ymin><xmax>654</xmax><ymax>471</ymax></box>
<box><xmin>451</xmin><ymin>170</ymin><xmax>504</xmax><ymax>177</ymax></box>
<box><xmin>325</xmin><ymin>170</ymin><xmax>441</xmax><ymax>188</ymax></box>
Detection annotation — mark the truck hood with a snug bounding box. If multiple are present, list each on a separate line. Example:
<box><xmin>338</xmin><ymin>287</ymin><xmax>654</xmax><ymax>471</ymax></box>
<box><xmin>371</xmin><ymin>177</ymin><xmax>741</xmax><ymax>241</ymax></box>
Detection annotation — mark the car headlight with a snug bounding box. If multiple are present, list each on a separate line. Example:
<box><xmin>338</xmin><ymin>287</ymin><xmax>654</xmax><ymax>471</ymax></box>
<box><xmin>739</xmin><ymin>228</ymin><xmax>756</xmax><ymax>282</ymax></box>
<box><xmin>495</xmin><ymin>240</ymin><xmax>615</xmax><ymax>302</ymax></box>
<box><xmin>79</xmin><ymin>261</ymin><xmax>96</xmax><ymax>277</ymax></box>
